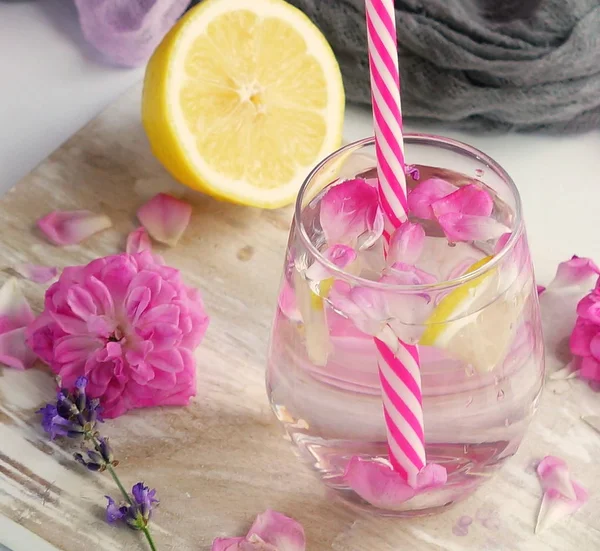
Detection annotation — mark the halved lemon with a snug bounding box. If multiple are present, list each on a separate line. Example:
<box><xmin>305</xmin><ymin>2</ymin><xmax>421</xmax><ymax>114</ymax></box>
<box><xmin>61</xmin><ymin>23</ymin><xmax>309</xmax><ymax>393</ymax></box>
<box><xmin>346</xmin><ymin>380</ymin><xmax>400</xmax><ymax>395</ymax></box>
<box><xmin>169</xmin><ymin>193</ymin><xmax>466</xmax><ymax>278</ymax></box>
<box><xmin>420</xmin><ymin>256</ymin><xmax>524</xmax><ymax>373</ymax></box>
<box><xmin>142</xmin><ymin>0</ymin><xmax>345</xmax><ymax>208</ymax></box>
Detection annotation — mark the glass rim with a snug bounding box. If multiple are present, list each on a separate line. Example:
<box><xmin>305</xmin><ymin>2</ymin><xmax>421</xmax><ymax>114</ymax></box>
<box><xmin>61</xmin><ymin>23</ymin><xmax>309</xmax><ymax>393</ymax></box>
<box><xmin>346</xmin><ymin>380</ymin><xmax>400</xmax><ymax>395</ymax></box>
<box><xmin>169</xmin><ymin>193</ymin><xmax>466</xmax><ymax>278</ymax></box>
<box><xmin>293</xmin><ymin>134</ymin><xmax>524</xmax><ymax>293</ymax></box>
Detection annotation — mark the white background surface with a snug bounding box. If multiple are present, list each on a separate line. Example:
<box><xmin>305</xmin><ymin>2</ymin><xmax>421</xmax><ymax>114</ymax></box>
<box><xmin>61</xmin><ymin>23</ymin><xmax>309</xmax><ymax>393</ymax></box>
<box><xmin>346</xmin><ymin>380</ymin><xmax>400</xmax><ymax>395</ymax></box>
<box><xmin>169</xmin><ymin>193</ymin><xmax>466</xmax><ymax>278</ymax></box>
<box><xmin>1</xmin><ymin>0</ymin><xmax>600</xmax><ymax>547</ymax></box>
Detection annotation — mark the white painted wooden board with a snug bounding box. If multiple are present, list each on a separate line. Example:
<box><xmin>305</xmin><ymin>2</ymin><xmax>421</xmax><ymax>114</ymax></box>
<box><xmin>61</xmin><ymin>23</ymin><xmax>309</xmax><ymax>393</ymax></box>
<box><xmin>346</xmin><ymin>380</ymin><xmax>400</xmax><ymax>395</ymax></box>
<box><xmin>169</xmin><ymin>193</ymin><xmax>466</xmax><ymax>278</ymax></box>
<box><xmin>0</xmin><ymin>84</ymin><xmax>600</xmax><ymax>550</ymax></box>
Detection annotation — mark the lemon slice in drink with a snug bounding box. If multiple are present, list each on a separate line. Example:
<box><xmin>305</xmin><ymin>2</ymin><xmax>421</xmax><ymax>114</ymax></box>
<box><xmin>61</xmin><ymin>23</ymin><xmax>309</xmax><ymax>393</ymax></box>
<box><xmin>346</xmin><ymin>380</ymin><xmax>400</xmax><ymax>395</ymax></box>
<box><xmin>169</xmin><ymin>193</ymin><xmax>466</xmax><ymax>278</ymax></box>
<box><xmin>142</xmin><ymin>0</ymin><xmax>345</xmax><ymax>209</ymax></box>
<box><xmin>420</xmin><ymin>256</ymin><xmax>523</xmax><ymax>373</ymax></box>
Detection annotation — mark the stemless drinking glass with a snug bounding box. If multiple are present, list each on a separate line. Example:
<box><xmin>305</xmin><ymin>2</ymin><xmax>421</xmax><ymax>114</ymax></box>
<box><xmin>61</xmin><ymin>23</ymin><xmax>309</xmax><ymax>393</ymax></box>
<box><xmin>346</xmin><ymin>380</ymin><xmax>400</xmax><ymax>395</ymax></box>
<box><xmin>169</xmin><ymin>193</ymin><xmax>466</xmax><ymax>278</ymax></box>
<box><xmin>266</xmin><ymin>135</ymin><xmax>545</xmax><ymax>515</ymax></box>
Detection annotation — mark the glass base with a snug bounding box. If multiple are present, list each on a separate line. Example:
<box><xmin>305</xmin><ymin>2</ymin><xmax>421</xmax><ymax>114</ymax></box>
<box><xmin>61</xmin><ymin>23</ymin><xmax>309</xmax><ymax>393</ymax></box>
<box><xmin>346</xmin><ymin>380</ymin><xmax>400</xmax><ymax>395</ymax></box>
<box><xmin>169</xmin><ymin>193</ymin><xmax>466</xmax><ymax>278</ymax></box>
<box><xmin>287</xmin><ymin>429</ymin><xmax>513</xmax><ymax>516</ymax></box>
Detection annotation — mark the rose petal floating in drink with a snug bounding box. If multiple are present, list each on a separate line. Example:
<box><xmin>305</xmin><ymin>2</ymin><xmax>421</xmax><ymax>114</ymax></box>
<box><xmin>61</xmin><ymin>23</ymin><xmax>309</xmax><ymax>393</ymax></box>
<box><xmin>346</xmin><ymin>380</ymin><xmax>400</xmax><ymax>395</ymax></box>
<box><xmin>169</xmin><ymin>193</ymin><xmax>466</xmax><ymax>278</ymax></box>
<box><xmin>126</xmin><ymin>227</ymin><xmax>152</xmax><ymax>254</ymax></box>
<box><xmin>535</xmin><ymin>456</ymin><xmax>588</xmax><ymax>534</ymax></box>
<box><xmin>384</xmin><ymin>262</ymin><xmax>437</xmax><ymax>287</ymax></box>
<box><xmin>14</xmin><ymin>263</ymin><xmax>58</xmax><ymax>284</ymax></box>
<box><xmin>0</xmin><ymin>278</ymin><xmax>36</xmax><ymax>370</ymax></box>
<box><xmin>305</xmin><ymin>244</ymin><xmax>357</xmax><ymax>282</ymax></box>
<box><xmin>37</xmin><ymin>210</ymin><xmax>112</xmax><ymax>245</ymax></box>
<box><xmin>437</xmin><ymin>213</ymin><xmax>510</xmax><ymax>243</ymax></box>
<box><xmin>343</xmin><ymin>456</ymin><xmax>447</xmax><ymax>510</ymax></box>
<box><xmin>211</xmin><ymin>509</ymin><xmax>305</xmax><ymax>551</ymax></box>
<box><xmin>387</xmin><ymin>222</ymin><xmax>426</xmax><ymax>266</ymax></box>
<box><xmin>137</xmin><ymin>193</ymin><xmax>192</xmax><ymax>247</ymax></box>
<box><xmin>320</xmin><ymin>179</ymin><xmax>383</xmax><ymax>246</ymax></box>
<box><xmin>407</xmin><ymin>178</ymin><xmax>457</xmax><ymax>220</ymax></box>
<box><xmin>431</xmin><ymin>183</ymin><xmax>494</xmax><ymax>219</ymax></box>
<box><xmin>537</xmin><ymin>285</ymin><xmax>546</xmax><ymax>296</ymax></box>
<box><xmin>278</xmin><ymin>280</ymin><xmax>302</xmax><ymax>323</ymax></box>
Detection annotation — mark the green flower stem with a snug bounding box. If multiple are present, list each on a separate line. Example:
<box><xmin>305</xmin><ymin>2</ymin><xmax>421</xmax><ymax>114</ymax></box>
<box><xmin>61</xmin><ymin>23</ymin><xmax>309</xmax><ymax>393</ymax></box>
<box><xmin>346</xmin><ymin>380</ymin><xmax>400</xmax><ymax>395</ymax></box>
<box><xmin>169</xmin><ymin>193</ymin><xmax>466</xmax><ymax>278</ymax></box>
<box><xmin>88</xmin><ymin>434</ymin><xmax>158</xmax><ymax>551</ymax></box>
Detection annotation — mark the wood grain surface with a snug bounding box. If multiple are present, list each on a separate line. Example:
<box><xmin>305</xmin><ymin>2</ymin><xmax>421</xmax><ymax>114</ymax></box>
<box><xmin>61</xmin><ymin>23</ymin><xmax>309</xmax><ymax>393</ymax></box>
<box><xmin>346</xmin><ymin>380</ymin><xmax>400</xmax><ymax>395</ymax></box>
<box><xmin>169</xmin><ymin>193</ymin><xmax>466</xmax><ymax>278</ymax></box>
<box><xmin>0</xmin><ymin>84</ymin><xmax>599</xmax><ymax>551</ymax></box>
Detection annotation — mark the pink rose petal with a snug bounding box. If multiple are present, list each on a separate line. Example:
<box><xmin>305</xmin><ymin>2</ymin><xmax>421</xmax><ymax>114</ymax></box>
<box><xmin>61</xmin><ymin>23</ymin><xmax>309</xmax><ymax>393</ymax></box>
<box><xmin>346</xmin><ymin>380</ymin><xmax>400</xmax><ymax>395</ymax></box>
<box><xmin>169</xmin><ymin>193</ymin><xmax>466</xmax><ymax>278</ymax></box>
<box><xmin>579</xmin><ymin>356</ymin><xmax>600</xmax><ymax>383</ymax></box>
<box><xmin>137</xmin><ymin>193</ymin><xmax>192</xmax><ymax>247</ymax></box>
<box><xmin>126</xmin><ymin>227</ymin><xmax>152</xmax><ymax>254</ymax></box>
<box><xmin>211</xmin><ymin>511</ymin><xmax>305</xmax><ymax>551</ymax></box>
<box><xmin>343</xmin><ymin>457</ymin><xmax>447</xmax><ymax>510</ymax></box>
<box><xmin>0</xmin><ymin>327</ymin><xmax>37</xmax><ymax>370</ymax></box>
<box><xmin>387</xmin><ymin>222</ymin><xmax>426</xmax><ymax>266</ymax></box>
<box><xmin>548</xmin><ymin>256</ymin><xmax>600</xmax><ymax>290</ymax></box>
<box><xmin>537</xmin><ymin>285</ymin><xmax>546</xmax><ymax>296</ymax></box>
<box><xmin>536</xmin><ymin>483</ymin><xmax>588</xmax><ymax>534</ymax></box>
<box><xmin>407</xmin><ymin>178</ymin><xmax>457</xmax><ymax>220</ymax></box>
<box><xmin>437</xmin><ymin>213</ymin><xmax>510</xmax><ymax>243</ymax></box>
<box><xmin>535</xmin><ymin>456</ymin><xmax>588</xmax><ymax>533</ymax></box>
<box><xmin>305</xmin><ymin>244</ymin><xmax>357</xmax><ymax>282</ymax></box>
<box><xmin>320</xmin><ymin>179</ymin><xmax>380</xmax><ymax>246</ymax></box>
<box><xmin>37</xmin><ymin>210</ymin><xmax>112</xmax><ymax>246</ymax></box>
<box><xmin>277</xmin><ymin>280</ymin><xmax>301</xmax><ymax>323</ymax></box>
<box><xmin>431</xmin><ymin>184</ymin><xmax>493</xmax><ymax>218</ymax></box>
<box><xmin>537</xmin><ymin>456</ymin><xmax>577</xmax><ymax>501</ymax></box>
<box><xmin>385</xmin><ymin>262</ymin><xmax>437</xmax><ymax>286</ymax></box>
<box><xmin>14</xmin><ymin>263</ymin><xmax>58</xmax><ymax>284</ymax></box>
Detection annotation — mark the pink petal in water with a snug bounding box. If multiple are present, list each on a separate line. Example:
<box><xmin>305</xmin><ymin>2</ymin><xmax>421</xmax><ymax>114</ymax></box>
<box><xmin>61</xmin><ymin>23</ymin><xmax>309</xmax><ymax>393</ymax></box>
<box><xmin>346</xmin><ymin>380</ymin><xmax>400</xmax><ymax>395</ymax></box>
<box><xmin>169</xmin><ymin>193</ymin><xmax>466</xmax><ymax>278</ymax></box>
<box><xmin>431</xmin><ymin>183</ymin><xmax>493</xmax><ymax>219</ymax></box>
<box><xmin>437</xmin><ymin>213</ymin><xmax>509</xmax><ymax>243</ymax></box>
<box><xmin>137</xmin><ymin>193</ymin><xmax>192</xmax><ymax>247</ymax></box>
<box><xmin>535</xmin><ymin>456</ymin><xmax>589</xmax><ymax>533</ymax></box>
<box><xmin>305</xmin><ymin>244</ymin><xmax>357</xmax><ymax>282</ymax></box>
<box><xmin>37</xmin><ymin>210</ymin><xmax>112</xmax><ymax>245</ymax></box>
<box><xmin>548</xmin><ymin>256</ymin><xmax>600</xmax><ymax>290</ymax></box>
<box><xmin>343</xmin><ymin>457</ymin><xmax>447</xmax><ymax>510</ymax></box>
<box><xmin>278</xmin><ymin>280</ymin><xmax>302</xmax><ymax>323</ymax></box>
<box><xmin>385</xmin><ymin>262</ymin><xmax>437</xmax><ymax>287</ymax></box>
<box><xmin>15</xmin><ymin>263</ymin><xmax>58</xmax><ymax>284</ymax></box>
<box><xmin>320</xmin><ymin>179</ymin><xmax>380</xmax><ymax>246</ymax></box>
<box><xmin>407</xmin><ymin>178</ymin><xmax>457</xmax><ymax>220</ymax></box>
<box><xmin>387</xmin><ymin>222</ymin><xmax>426</xmax><ymax>265</ymax></box>
<box><xmin>126</xmin><ymin>227</ymin><xmax>152</xmax><ymax>254</ymax></box>
<box><xmin>212</xmin><ymin>510</ymin><xmax>305</xmax><ymax>551</ymax></box>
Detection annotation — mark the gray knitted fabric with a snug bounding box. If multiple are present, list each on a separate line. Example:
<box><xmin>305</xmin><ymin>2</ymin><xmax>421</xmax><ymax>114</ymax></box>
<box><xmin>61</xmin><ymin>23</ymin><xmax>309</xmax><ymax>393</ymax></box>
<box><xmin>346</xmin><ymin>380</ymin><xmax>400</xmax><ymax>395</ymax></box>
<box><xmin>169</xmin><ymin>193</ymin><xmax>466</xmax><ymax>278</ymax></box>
<box><xmin>287</xmin><ymin>0</ymin><xmax>600</xmax><ymax>132</ymax></box>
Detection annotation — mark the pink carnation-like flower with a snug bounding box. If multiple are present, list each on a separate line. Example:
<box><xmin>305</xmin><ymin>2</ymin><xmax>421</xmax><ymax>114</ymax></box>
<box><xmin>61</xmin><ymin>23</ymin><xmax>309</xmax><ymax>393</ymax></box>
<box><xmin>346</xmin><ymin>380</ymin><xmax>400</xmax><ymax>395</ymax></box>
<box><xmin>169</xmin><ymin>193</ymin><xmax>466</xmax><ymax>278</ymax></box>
<box><xmin>570</xmin><ymin>276</ymin><xmax>600</xmax><ymax>385</ymax></box>
<box><xmin>26</xmin><ymin>252</ymin><xmax>209</xmax><ymax>418</ymax></box>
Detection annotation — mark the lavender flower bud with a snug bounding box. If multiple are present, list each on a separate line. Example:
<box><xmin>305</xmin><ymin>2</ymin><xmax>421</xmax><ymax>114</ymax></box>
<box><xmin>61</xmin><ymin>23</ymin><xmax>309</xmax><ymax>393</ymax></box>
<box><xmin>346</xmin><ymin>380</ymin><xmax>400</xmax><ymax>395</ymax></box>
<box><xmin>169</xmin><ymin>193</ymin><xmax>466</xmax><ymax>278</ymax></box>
<box><xmin>98</xmin><ymin>437</ymin><xmax>117</xmax><ymax>466</ymax></box>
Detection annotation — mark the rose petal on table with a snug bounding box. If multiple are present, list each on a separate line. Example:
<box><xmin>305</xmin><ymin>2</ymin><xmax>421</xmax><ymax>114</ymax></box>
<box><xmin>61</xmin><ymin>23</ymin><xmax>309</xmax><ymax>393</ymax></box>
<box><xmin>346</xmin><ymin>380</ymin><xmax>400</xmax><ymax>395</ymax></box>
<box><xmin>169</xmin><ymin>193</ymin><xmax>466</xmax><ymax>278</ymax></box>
<box><xmin>537</xmin><ymin>285</ymin><xmax>546</xmax><ymax>296</ymax></box>
<box><xmin>14</xmin><ymin>263</ymin><xmax>58</xmax><ymax>284</ymax></box>
<box><xmin>537</xmin><ymin>456</ymin><xmax>577</xmax><ymax>501</ymax></box>
<box><xmin>437</xmin><ymin>213</ymin><xmax>509</xmax><ymax>243</ymax></box>
<box><xmin>37</xmin><ymin>210</ymin><xmax>112</xmax><ymax>245</ymax></box>
<box><xmin>547</xmin><ymin>255</ymin><xmax>600</xmax><ymax>291</ymax></box>
<box><xmin>0</xmin><ymin>327</ymin><xmax>37</xmax><ymax>370</ymax></box>
<box><xmin>305</xmin><ymin>244</ymin><xmax>357</xmax><ymax>282</ymax></box>
<box><xmin>246</xmin><ymin>509</ymin><xmax>306</xmax><ymax>551</ymax></box>
<box><xmin>431</xmin><ymin>184</ymin><xmax>494</xmax><ymax>218</ymax></box>
<box><xmin>535</xmin><ymin>483</ymin><xmax>588</xmax><ymax>534</ymax></box>
<box><xmin>126</xmin><ymin>227</ymin><xmax>152</xmax><ymax>254</ymax></box>
<box><xmin>582</xmin><ymin>415</ymin><xmax>600</xmax><ymax>434</ymax></box>
<box><xmin>0</xmin><ymin>277</ymin><xmax>35</xmax><ymax>332</ymax></box>
<box><xmin>407</xmin><ymin>178</ymin><xmax>457</xmax><ymax>220</ymax></box>
<box><xmin>137</xmin><ymin>193</ymin><xmax>192</xmax><ymax>247</ymax></box>
<box><xmin>74</xmin><ymin>0</ymin><xmax>189</xmax><ymax>67</ymax></box>
<box><xmin>320</xmin><ymin>179</ymin><xmax>380</xmax><ymax>245</ymax></box>
<box><xmin>387</xmin><ymin>222</ymin><xmax>426</xmax><ymax>265</ymax></box>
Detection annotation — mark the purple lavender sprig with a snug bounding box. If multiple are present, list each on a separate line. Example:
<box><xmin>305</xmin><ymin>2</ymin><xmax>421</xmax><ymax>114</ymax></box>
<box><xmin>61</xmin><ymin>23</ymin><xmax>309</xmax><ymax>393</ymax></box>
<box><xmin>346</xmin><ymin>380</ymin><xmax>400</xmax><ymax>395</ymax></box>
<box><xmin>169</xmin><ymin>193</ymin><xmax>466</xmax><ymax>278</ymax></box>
<box><xmin>37</xmin><ymin>377</ymin><xmax>158</xmax><ymax>551</ymax></box>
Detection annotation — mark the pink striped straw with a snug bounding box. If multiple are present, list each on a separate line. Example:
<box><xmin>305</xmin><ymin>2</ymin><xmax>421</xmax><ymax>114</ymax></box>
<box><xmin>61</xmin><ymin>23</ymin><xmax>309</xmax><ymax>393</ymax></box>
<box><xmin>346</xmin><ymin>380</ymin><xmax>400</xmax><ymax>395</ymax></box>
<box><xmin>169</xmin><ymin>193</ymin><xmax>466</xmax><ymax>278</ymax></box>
<box><xmin>366</xmin><ymin>0</ymin><xmax>409</xmax><ymax>236</ymax></box>
<box><xmin>366</xmin><ymin>0</ymin><xmax>427</xmax><ymax>484</ymax></box>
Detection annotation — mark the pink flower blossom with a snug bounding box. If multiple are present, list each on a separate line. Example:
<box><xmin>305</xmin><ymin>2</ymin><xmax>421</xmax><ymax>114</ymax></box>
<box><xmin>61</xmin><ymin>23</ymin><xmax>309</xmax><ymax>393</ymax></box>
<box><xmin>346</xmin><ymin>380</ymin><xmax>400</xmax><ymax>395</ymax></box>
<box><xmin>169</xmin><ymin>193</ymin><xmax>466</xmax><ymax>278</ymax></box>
<box><xmin>319</xmin><ymin>179</ymin><xmax>383</xmax><ymax>246</ymax></box>
<box><xmin>212</xmin><ymin>510</ymin><xmax>305</xmax><ymax>551</ymax></box>
<box><xmin>0</xmin><ymin>278</ymin><xmax>37</xmax><ymax>370</ymax></box>
<box><xmin>569</xmin><ymin>276</ymin><xmax>600</xmax><ymax>385</ymax></box>
<box><xmin>26</xmin><ymin>252</ymin><xmax>209</xmax><ymax>418</ymax></box>
<box><xmin>535</xmin><ymin>456</ymin><xmax>588</xmax><ymax>533</ymax></box>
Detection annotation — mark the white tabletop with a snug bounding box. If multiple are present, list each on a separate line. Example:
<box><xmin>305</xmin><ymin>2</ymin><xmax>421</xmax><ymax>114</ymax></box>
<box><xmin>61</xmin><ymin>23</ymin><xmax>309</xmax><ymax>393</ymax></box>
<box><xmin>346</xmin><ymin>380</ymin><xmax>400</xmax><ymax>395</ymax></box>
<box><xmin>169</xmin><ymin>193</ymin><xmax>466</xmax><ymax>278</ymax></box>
<box><xmin>1</xmin><ymin>1</ymin><xmax>600</xmax><ymax>549</ymax></box>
